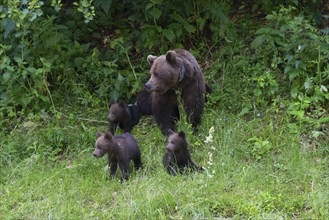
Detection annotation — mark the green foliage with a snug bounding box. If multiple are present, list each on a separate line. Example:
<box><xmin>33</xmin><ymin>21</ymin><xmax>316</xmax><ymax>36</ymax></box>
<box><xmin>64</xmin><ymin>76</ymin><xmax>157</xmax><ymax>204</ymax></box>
<box><xmin>0</xmin><ymin>0</ymin><xmax>232</xmax><ymax>123</ymax></box>
<box><xmin>250</xmin><ymin>6</ymin><xmax>328</xmax><ymax>127</ymax></box>
<box><xmin>0</xmin><ymin>0</ymin><xmax>141</xmax><ymax>118</ymax></box>
<box><xmin>1</xmin><ymin>1</ymin><xmax>329</xmax><ymax>218</ymax></box>
<box><xmin>74</xmin><ymin>0</ymin><xmax>95</xmax><ymax>23</ymax></box>
<box><xmin>247</xmin><ymin>137</ymin><xmax>272</xmax><ymax>160</ymax></box>
<box><xmin>105</xmin><ymin>0</ymin><xmax>231</xmax><ymax>52</ymax></box>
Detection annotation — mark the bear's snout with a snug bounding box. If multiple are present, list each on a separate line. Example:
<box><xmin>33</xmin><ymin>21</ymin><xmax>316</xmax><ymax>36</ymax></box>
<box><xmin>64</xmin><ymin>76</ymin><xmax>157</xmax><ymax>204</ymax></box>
<box><xmin>92</xmin><ymin>150</ymin><xmax>103</xmax><ymax>158</ymax></box>
<box><xmin>144</xmin><ymin>81</ymin><xmax>153</xmax><ymax>91</ymax></box>
<box><xmin>166</xmin><ymin>144</ymin><xmax>175</xmax><ymax>152</ymax></box>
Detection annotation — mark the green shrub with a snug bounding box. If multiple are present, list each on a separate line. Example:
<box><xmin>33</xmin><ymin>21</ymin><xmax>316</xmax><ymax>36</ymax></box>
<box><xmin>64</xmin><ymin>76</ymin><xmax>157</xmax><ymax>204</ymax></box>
<box><xmin>250</xmin><ymin>6</ymin><xmax>328</xmax><ymax>127</ymax></box>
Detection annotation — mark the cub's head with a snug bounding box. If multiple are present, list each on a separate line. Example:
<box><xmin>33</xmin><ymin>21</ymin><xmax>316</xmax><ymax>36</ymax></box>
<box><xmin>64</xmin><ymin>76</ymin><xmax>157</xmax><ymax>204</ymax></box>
<box><xmin>107</xmin><ymin>101</ymin><xmax>127</xmax><ymax>123</ymax></box>
<box><xmin>144</xmin><ymin>50</ymin><xmax>180</xmax><ymax>94</ymax></box>
<box><xmin>93</xmin><ymin>131</ymin><xmax>115</xmax><ymax>158</ymax></box>
<box><xmin>166</xmin><ymin>129</ymin><xmax>187</xmax><ymax>153</ymax></box>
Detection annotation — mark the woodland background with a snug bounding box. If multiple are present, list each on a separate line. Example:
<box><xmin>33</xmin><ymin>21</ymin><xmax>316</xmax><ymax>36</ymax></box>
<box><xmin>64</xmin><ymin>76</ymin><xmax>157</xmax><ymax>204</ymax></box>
<box><xmin>0</xmin><ymin>0</ymin><xmax>328</xmax><ymax>219</ymax></box>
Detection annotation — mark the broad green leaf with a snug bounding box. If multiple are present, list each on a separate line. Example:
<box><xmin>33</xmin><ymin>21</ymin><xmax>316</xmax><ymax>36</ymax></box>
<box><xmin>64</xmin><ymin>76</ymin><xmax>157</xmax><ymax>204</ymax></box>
<box><xmin>39</xmin><ymin>95</ymin><xmax>49</xmax><ymax>102</ymax></box>
<box><xmin>273</xmin><ymin>38</ymin><xmax>287</xmax><ymax>47</ymax></box>
<box><xmin>169</xmin><ymin>23</ymin><xmax>182</xmax><ymax>37</ymax></box>
<box><xmin>290</xmin><ymin>86</ymin><xmax>299</xmax><ymax>98</ymax></box>
<box><xmin>295</xmin><ymin>60</ymin><xmax>301</xmax><ymax>69</ymax></box>
<box><xmin>320</xmin><ymin>28</ymin><xmax>329</xmax><ymax>35</ymax></box>
<box><xmin>304</xmin><ymin>79</ymin><xmax>313</xmax><ymax>90</ymax></box>
<box><xmin>318</xmin><ymin>117</ymin><xmax>329</xmax><ymax>123</ymax></box>
<box><xmin>3</xmin><ymin>18</ymin><xmax>15</xmax><ymax>39</ymax></box>
<box><xmin>117</xmin><ymin>74</ymin><xmax>124</xmax><ymax>81</ymax></box>
<box><xmin>3</xmin><ymin>72</ymin><xmax>10</xmax><ymax>81</ymax></box>
<box><xmin>149</xmin><ymin>8</ymin><xmax>161</xmax><ymax>20</ymax></box>
<box><xmin>251</xmin><ymin>35</ymin><xmax>266</xmax><ymax>48</ymax></box>
<box><xmin>265</xmin><ymin>14</ymin><xmax>275</xmax><ymax>20</ymax></box>
<box><xmin>146</xmin><ymin>3</ymin><xmax>153</xmax><ymax>10</ymax></box>
<box><xmin>254</xmin><ymin>88</ymin><xmax>262</xmax><ymax>96</ymax></box>
<box><xmin>162</xmin><ymin>29</ymin><xmax>175</xmax><ymax>42</ymax></box>
<box><xmin>99</xmin><ymin>0</ymin><xmax>112</xmax><ymax>14</ymax></box>
<box><xmin>270</xmin><ymin>29</ymin><xmax>284</xmax><ymax>37</ymax></box>
<box><xmin>286</xmin><ymin>55</ymin><xmax>294</xmax><ymax>63</ymax></box>
<box><xmin>74</xmin><ymin>57</ymin><xmax>85</xmax><ymax>67</ymax></box>
<box><xmin>255</xmin><ymin>27</ymin><xmax>272</xmax><ymax>35</ymax></box>
<box><xmin>284</xmin><ymin>65</ymin><xmax>291</xmax><ymax>74</ymax></box>
<box><xmin>183</xmin><ymin>23</ymin><xmax>196</xmax><ymax>33</ymax></box>
<box><xmin>171</xmin><ymin>13</ymin><xmax>183</xmax><ymax>22</ymax></box>
<box><xmin>288</xmin><ymin>70</ymin><xmax>299</xmax><ymax>81</ymax></box>
<box><xmin>289</xmin><ymin>110</ymin><xmax>304</xmax><ymax>118</ymax></box>
<box><xmin>196</xmin><ymin>17</ymin><xmax>205</xmax><ymax>30</ymax></box>
<box><xmin>28</xmin><ymin>67</ymin><xmax>36</xmax><ymax>73</ymax></box>
<box><xmin>238</xmin><ymin>107</ymin><xmax>249</xmax><ymax>116</ymax></box>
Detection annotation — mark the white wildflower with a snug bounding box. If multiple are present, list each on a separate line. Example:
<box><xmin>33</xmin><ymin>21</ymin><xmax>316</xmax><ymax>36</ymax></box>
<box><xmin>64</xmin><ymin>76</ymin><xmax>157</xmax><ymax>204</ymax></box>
<box><xmin>204</xmin><ymin>126</ymin><xmax>215</xmax><ymax>143</ymax></box>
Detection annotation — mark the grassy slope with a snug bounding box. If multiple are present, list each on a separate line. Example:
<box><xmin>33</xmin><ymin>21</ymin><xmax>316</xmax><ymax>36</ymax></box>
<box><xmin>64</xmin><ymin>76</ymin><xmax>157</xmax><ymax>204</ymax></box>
<box><xmin>1</xmin><ymin>102</ymin><xmax>328</xmax><ymax>219</ymax></box>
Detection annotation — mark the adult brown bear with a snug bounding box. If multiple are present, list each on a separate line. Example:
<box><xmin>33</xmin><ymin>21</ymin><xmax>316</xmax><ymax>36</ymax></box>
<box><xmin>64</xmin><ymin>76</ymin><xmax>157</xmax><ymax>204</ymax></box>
<box><xmin>144</xmin><ymin>49</ymin><xmax>206</xmax><ymax>135</ymax></box>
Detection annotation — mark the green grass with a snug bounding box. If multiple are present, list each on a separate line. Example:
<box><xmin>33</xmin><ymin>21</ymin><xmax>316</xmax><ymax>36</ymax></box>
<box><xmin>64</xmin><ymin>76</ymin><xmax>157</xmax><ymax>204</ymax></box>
<box><xmin>1</xmin><ymin>105</ymin><xmax>328</xmax><ymax>219</ymax></box>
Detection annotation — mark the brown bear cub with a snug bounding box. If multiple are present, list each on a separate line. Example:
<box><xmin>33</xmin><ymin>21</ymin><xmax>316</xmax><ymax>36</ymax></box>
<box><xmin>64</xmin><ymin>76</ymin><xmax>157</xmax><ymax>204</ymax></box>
<box><xmin>144</xmin><ymin>49</ymin><xmax>206</xmax><ymax>135</ymax></box>
<box><xmin>107</xmin><ymin>100</ymin><xmax>140</xmax><ymax>134</ymax></box>
<box><xmin>93</xmin><ymin>131</ymin><xmax>142</xmax><ymax>181</ymax></box>
<box><xmin>162</xmin><ymin>129</ymin><xmax>203</xmax><ymax>176</ymax></box>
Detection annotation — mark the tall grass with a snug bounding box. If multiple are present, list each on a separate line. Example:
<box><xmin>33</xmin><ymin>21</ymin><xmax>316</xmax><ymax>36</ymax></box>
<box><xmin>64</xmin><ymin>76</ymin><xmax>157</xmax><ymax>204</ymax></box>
<box><xmin>1</xmin><ymin>104</ymin><xmax>328</xmax><ymax>219</ymax></box>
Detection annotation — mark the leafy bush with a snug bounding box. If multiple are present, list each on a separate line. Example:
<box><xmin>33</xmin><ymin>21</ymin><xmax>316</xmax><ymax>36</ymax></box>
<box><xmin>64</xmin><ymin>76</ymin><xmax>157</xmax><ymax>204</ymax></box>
<box><xmin>104</xmin><ymin>0</ymin><xmax>231</xmax><ymax>52</ymax></box>
<box><xmin>250</xmin><ymin>6</ymin><xmax>328</xmax><ymax>127</ymax></box>
<box><xmin>0</xmin><ymin>0</ymin><xmax>139</xmax><ymax>119</ymax></box>
<box><xmin>0</xmin><ymin>0</ymin><xmax>233</xmax><ymax>120</ymax></box>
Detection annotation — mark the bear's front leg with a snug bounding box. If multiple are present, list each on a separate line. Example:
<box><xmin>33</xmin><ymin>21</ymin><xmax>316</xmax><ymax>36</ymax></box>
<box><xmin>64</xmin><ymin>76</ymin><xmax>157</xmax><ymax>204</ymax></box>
<box><xmin>132</xmin><ymin>156</ymin><xmax>143</xmax><ymax>171</ymax></box>
<box><xmin>152</xmin><ymin>91</ymin><xmax>178</xmax><ymax>135</ymax></box>
<box><xmin>118</xmin><ymin>160</ymin><xmax>130</xmax><ymax>181</ymax></box>
<box><xmin>108</xmin><ymin>157</ymin><xmax>118</xmax><ymax>178</ymax></box>
<box><xmin>163</xmin><ymin>153</ymin><xmax>177</xmax><ymax>176</ymax></box>
<box><xmin>181</xmin><ymin>87</ymin><xmax>205</xmax><ymax>132</ymax></box>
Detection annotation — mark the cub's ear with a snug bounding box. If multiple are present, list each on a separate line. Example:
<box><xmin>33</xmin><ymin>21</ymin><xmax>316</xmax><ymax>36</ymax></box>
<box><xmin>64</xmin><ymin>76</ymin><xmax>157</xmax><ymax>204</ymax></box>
<box><xmin>167</xmin><ymin>129</ymin><xmax>175</xmax><ymax>136</ymax></box>
<box><xmin>166</xmin><ymin>50</ymin><xmax>177</xmax><ymax>65</ymax></box>
<box><xmin>96</xmin><ymin>131</ymin><xmax>104</xmax><ymax>138</ymax></box>
<box><xmin>147</xmin><ymin>55</ymin><xmax>157</xmax><ymax>65</ymax></box>
<box><xmin>104</xmin><ymin>131</ymin><xmax>113</xmax><ymax>140</ymax></box>
<box><xmin>118</xmin><ymin>101</ymin><xmax>126</xmax><ymax>108</ymax></box>
<box><xmin>109</xmin><ymin>99</ymin><xmax>115</xmax><ymax>108</ymax></box>
<box><xmin>178</xmin><ymin>131</ymin><xmax>186</xmax><ymax>139</ymax></box>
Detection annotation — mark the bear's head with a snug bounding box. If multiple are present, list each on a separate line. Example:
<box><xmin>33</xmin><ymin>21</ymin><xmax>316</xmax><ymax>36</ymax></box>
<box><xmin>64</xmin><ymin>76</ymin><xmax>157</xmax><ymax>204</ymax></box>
<box><xmin>93</xmin><ymin>131</ymin><xmax>115</xmax><ymax>158</ymax></box>
<box><xmin>107</xmin><ymin>101</ymin><xmax>128</xmax><ymax>123</ymax></box>
<box><xmin>166</xmin><ymin>129</ymin><xmax>188</xmax><ymax>153</ymax></box>
<box><xmin>144</xmin><ymin>50</ymin><xmax>180</xmax><ymax>94</ymax></box>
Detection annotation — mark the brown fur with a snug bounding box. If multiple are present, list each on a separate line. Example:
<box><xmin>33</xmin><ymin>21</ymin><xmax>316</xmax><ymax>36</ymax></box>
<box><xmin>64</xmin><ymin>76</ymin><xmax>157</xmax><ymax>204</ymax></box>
<box><xmin>162</xmin><ymin>129</ymin><xmax>203</xmax><ymax>175</ymax></box>
<box><xmin>107</xmin><ymin>101</ymin><xmax>140</xmax><ymax>134</ymax></box>
<box><xmin>93</xmin><ymin>131</ymin><xmax>142</xmax><ymax>181</ymax></box>
<box><xmin>144</xmin><ymin>49</ymin><xmax>206</xmax><ymax>134</ymax></box>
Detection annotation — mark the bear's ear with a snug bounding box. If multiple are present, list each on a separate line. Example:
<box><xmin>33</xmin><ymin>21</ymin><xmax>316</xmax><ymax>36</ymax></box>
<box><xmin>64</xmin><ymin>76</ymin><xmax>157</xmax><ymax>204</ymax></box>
<box><xmin>96</xmin><ymin>131</ymin><xmax>104</xmax><ymax>138</ymax></box>
<box><xmin>167</xmin><ymin>129</ymin><xmax>175</xmax><ymax>136</ymax></box>
<box><xmin>104</xmin><ymin>132</ymin><xmax>113</xmax><ymax>140</ymax></box>
<box><xmin>166</xmin><ymin>50</ymin><xmax>177</xmax><ymax>65</ymax></box>
<box><xmin>118</xmin><ymin>101</ymin><xmax>126</xmax><ymax>108</ymax></box>
<box><xmin>178</xmin><ymin>131</ymin><xmax>186</xmax><ymax>139</ymax></box>
<box><xmin>147</xmin><ymin>55</ymin><xmax>157</xmax><ymax>65</ymax></box>
<box><xmin>109</xmin><ymin>100</ymin><xmax>115</xmax><ymax>108</ymax></box>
